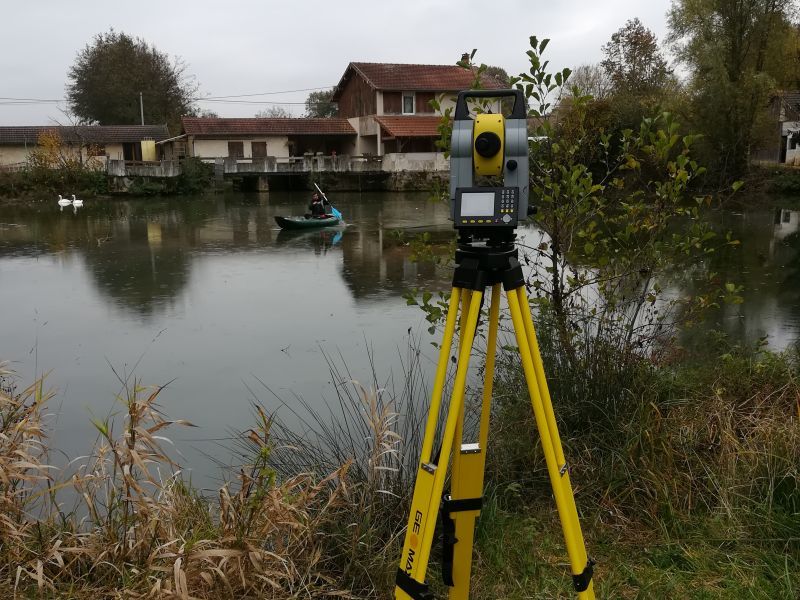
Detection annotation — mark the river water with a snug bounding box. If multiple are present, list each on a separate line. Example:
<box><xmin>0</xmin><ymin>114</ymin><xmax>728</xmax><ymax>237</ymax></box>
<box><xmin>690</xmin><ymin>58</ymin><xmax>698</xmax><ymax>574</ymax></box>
<box><xmin>0</xmin><ymin>192</ymin><xmax>798</xmax><ymax>489</ymax></box>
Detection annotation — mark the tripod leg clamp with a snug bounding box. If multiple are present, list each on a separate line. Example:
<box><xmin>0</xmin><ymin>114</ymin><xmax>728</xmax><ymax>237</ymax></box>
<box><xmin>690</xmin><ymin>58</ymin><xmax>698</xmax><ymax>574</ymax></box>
<box><xmin>572</xmin><ymin>558</ymin><xmax>596</xmax><ymax>592</ymax></box>
<box><xmin>440</xmin><ymin>494</ymin><xmax>483</xmax><ymax>587</ymax></box>
<box><xmin>395</xmin><ymin>568</ymin><xmax>434</xmax><ymax>600</ymax></box>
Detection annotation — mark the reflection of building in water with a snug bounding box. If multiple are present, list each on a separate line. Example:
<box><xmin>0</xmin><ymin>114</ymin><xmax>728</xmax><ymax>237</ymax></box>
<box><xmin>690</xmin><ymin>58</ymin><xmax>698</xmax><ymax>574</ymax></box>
<box><xmin>708</xmin><ymin>208</ymin><xmax>800</xmax><ymax>350</ymax></box>
<box><xmin>773</xmin><ymin>209</ymin><xmax>799</xmax><ymax>241</ymax></box>
<box><xmin>339</xmin><ymin>227</ymin><xmax>451</xmax><ymax>299</ymax></box>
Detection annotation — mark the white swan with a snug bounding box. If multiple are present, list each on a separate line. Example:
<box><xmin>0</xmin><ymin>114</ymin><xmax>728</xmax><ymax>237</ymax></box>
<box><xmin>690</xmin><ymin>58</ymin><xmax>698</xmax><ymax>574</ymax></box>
<box><xmin>71</xmin><ymin>194</ymin><xmax>84</xmax><ymax>208</ymax></box>
<box><xmin>57</xmin><ymin>194</ymin><xmax>72</xmax><ymax>207</ymax></box>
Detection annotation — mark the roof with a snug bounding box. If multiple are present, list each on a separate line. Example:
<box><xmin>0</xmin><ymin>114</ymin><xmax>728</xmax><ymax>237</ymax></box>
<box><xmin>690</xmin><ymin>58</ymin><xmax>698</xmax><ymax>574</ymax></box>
<box><xmin>774</xmin><ymin>91</ymin><xmax>800</xmax><ymax>120</ymax></box>
<box><xmin>181</xmin><ymin>117</ymin><xmax>356</xmax><ymax>137</ymax></box>
<box><xmin>374</xmin><ymin>116</ymin><xmax>443</xmax><ymax>138</ymax></box>
<box><xmin>0</xmin><ymin>125</ymin><xmax>169</xmax><ymax>145</ymax></box>
<box><xmin>332</xmin><ymin>62</ymin><xmax>506</xmax><ymax>100</ymax></box>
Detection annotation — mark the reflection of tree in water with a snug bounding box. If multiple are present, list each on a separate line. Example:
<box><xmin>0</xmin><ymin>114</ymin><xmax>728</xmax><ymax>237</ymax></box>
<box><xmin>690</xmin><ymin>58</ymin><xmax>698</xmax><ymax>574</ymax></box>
<box><xmin>84</xmin><ymin>216</ymin><xmax>192</xmax><ymax>318</ymax></box>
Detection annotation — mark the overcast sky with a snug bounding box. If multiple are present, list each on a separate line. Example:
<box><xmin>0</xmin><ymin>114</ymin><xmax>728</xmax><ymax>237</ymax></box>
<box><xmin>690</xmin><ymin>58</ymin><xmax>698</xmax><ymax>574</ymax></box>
<box><xmin>1</xmin><ymin>0</ymin><xmax>674</xmax><ymax>125</ymax></box>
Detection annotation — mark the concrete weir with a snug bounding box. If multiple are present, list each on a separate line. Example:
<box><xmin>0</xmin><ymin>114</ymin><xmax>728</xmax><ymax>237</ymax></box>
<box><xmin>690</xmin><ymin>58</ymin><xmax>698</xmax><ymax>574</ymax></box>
<box><xmin>107</xmin><ymin>153</ymin><xmax>449</xmax><ymax>192</ymax></box>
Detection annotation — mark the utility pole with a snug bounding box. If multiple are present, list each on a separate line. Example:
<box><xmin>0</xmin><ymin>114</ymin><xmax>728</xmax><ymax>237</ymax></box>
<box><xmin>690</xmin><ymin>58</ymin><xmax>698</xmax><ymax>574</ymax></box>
<box><xmin>139</xmin><ymin>92</ymin><xmax>144</xmax><ymax>125</ymax></box>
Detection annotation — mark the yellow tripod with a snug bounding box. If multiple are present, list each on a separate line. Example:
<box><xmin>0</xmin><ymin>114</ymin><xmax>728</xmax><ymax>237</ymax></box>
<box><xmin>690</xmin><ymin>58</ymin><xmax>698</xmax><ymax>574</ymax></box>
<box><xmin>394</xmin><ymin>244</ymin><xmax>595</xmax><ymax>599</ymax></box>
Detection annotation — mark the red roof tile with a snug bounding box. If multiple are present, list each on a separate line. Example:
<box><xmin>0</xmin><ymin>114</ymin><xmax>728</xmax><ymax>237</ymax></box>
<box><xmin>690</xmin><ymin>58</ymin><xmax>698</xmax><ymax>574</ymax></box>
<box><xmin>181</xmin><ymin>117</ymin><xmax>355</xmax><ymax>136</ymax></box>
<box><xmin>332</xmin><ymin>62</ymin><xmax>506</xmax><ymax>100</ymax></box>
<box><xmin>0</xmin><ymin>125</ymin><xmax>169</xmax><ymax>145</ymax></box>
<box><xmin>375</xmin><ymin>116</ymin><xmax>444</xmax><ymax>138</ymax></box>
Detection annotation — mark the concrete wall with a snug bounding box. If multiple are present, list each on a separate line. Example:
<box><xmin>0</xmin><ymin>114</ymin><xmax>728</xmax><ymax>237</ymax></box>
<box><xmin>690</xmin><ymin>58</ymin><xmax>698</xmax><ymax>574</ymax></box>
<box><xmin>108</xmin><ymin>159</ymin><xmax>181</xmax><ymax>177</ymax></box>
<box><xmin>190</xmin><ymin>137</ymin><xmax>290</xmax><ymax>159</ymax></box>
<box><xmin>382</xmin><ymin>152</ymin><xmax>449</xmax><ymax>172</ymax></box>
<box><xmin>347</xmin><ymin>116</ymin><xmax>378</xmax><ymax>137</ymax></box>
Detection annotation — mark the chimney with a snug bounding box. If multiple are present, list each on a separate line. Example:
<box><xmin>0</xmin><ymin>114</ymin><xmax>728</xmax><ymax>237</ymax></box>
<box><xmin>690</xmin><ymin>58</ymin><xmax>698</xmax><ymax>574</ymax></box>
<box><xmin>461</xmin><ymin>52</ymin><xmax>470</xmax><ymax>63</ymax></box>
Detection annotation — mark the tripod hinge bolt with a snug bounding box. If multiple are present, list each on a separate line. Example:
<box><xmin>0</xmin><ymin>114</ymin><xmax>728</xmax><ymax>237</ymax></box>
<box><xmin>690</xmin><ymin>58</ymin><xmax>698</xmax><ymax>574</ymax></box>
<box><xmin>572</xmin><ymin>558</ymin><xmax>596</xmax><ymax>592</ymax></box>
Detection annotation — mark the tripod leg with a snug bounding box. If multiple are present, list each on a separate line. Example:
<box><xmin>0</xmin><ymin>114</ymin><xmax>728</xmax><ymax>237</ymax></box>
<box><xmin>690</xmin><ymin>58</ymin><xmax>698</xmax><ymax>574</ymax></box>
<box><xmin>396</xmin><ymin>287</ymin><xmax>485</xmax><ymax>600</ymax></box>
<box><xmin>514</xmin><ymin>285</ymin><xmax>586</xmax><ymax>554</ymax></box>
<box><xmin>506</xmin><ymin>286</ymin><xmax>595</xmax><ymax>599</ymax></box>
<box><xmin>447</xmin><ymin>283</ymin><xmax>501</xmax><ymax>600</ymax></box>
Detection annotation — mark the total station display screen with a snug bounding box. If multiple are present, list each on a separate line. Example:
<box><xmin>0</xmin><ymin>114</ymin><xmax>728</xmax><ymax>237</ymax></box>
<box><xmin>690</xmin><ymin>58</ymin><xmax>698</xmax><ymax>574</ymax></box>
<box><xmin>460</xmin><ymin>192</ymin><xmax>496</xmax><ymax>216</ymax></box>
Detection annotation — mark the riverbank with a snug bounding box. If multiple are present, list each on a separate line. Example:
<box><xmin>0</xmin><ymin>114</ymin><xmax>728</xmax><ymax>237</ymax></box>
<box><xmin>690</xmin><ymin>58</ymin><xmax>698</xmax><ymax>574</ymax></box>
<box><xmin>2</xmin><ymin>337</ymin><xmax>797</xmax><ymax>598</ymax></box>
<box><xmin>0</xmin><ymin>160</ymin><xmax>448</xmax><ymax>202</ymax></box>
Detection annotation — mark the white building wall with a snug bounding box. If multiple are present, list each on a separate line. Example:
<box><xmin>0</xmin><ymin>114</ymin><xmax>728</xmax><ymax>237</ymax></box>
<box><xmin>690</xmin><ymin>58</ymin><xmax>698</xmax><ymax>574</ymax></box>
<box><xmin>376</xmin><ymin>91</ymin><xmax>384</xmax><ymax>116</ymax></box>
<box><xmin>191</xmin><ymin>139</ymin><xmax>229</xmax><ymax>159</ymax></box>
<box><xmin>0</xmin><ymin>146</ymin><xmax>30</xmax><ymax>166</ymax></box>
<box><xmin>0</xmin><ymin>143</ymin><xmax>123</xmax><ymax>168</ymax></box>
<box><xmin>433</xmin><ymin>94</ymin><xmax>502</xmax><ymax>115</ymax></box>
<box><xmin>782</xmin><ymin>121</ymin><xmax>800</xmax><ymax>164</ymax></box>
<box><xmin>190</xmin><ymin>137</ymin><xmax>290</xmax><ymax>159</ymax></box>
<box><xmin>103</xmin><ymin>143</ymin><xmax>126</xmax><ymax>161</ymax></box>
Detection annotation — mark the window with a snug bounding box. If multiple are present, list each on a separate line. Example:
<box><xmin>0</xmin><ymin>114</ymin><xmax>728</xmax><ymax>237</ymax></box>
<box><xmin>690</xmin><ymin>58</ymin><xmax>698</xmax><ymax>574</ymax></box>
<box><xmin>252</xmin><ymin>141</ymin><xmax>267</xmax><ymax>159</ymax></box>
<box><xmin>228</xmin><ymin>141</ymin><xmax>244</xmax><ymax>158</ymax></box>
<box><xmin>402</xmin><ymin>92</ymin><xmax>415</xmax><ymax>115</ymax></box>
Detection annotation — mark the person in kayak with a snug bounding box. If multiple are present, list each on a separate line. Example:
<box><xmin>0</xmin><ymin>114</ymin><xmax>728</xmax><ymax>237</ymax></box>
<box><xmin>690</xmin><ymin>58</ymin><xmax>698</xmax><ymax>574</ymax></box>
<box><xmin>308</xmin><ymin>192</ymin><xmax>327</xmax><ymax>218</ymax></box>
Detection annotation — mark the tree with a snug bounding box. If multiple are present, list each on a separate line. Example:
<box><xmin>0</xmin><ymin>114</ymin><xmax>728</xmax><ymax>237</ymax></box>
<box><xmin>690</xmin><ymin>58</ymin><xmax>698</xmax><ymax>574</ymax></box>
<box><xmin>483</xmin><ymin>65</ymin><xmax>511</xmax><ymax>87</ymax></box>
<box><xmin>601</xmin><ymin>18</ymin><xmax>671</xmax><ymax>95</ymax></box>
<box><xmin>304</xmin><ymin>89</ymin><xmax>337</xmax><ymax>118</ymax></box>
<box><xmin>508</xmin><ymin>36</ymin><xmax>739</xmax><ymax>362</ymax></box>
<box><xmin>255</xmin><ymin>106</ymin><xmax>293</xmax><ymax>118</ymax></box>
<box><xmin>668</xmin><ymin>0</ymin><xmax>797</xmax><ymax>179</ymax></box>
<box><xmin>67</xmin><ymin>30</ymin><xmax>197</xmax><ymax>133</ymax></box>
<box><xmin>194</xmin><ymin>108</ymin><xmax>219</xmax><ymax>118</ymax></box>
<box><xmin>568</xmin><ymin>64</ymin><xmax>613</xmax><ymax>99</ymax></box>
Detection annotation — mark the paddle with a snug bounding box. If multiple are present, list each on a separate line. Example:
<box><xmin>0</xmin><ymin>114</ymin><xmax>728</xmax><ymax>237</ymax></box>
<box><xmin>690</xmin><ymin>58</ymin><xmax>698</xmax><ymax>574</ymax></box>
<box><xmin>314</xmin><ymin>183</ymin><xmax>343</xmax><ymax>220</ymax></box>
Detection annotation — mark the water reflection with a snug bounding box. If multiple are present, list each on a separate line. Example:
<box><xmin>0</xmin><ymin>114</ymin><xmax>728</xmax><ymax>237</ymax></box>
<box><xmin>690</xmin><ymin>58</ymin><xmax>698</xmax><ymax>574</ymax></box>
<box><xmin>0</xmin><ymin>193</ymin><xmax>453</xmax><ymax>319</ymax></box>
<box><xmin>0</xmin><ymin>195</ymin><xmax>797</xmax><ymax>491</ymax></box>
<box><xmin>693</xmin><ymin>207</ymin><xmax>800</xmax><ymax>350</ymax></box>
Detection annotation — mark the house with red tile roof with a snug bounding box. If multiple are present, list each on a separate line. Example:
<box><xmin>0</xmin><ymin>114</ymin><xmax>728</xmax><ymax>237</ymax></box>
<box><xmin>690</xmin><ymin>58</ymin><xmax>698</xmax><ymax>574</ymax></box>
<box><xmin>0</xmin><ymin>125</ymin><xmax>169</xmax><ymax>168</ymax></box>
<box><xmin>172</xmin><ymin>61</ymin><xmax>504</xmax><ymax>173</ymax></box>
<box><xmin>331</xmin><ymin>62</ymin><xmax>505</xmax><ymax>158</ymax></box>
<box><xmin>180</xmin><ymin>117</ymin><xmax>356</xmax><ymax>161</ymax></box>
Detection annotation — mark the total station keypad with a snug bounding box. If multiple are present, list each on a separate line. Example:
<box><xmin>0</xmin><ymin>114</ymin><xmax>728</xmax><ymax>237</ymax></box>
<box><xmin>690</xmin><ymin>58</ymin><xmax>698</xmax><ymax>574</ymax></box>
<box><xmin>500</xmin><ymin>188</ymin><xmax>517</xmax><ymax>213</ymax></box>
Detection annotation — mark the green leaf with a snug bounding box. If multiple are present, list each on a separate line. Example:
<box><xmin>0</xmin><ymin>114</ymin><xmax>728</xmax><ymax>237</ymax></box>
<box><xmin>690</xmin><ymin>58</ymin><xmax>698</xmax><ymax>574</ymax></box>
<box><xmin>731</xmin><ymin>180</ymin><xmax>743</xmax><ymax>192</ymax></box>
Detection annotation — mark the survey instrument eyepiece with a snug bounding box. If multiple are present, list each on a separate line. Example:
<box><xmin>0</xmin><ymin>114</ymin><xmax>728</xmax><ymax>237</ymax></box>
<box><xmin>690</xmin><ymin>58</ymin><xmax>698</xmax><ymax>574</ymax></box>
<box><xmin>449</xmin><ymin>89</ymin><xmax>529</xmax><ymax>242</ymax></box>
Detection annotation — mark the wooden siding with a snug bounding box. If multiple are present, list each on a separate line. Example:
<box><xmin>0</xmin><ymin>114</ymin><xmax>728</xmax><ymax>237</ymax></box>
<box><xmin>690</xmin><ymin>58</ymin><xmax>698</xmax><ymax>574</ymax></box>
<box><xmin>416</xmin><ymin>92</ymin><xmax>435</xmax><ymax>114</ymax></box>
<box><xmin>337</xmin><ymin>72</ymin><xmax>377</xmax><ymax>119</ymax></box>
<box><xmin>384</xmin><ymin>92</ymin><xmax>402</xmax><ymax>114</ymax></box>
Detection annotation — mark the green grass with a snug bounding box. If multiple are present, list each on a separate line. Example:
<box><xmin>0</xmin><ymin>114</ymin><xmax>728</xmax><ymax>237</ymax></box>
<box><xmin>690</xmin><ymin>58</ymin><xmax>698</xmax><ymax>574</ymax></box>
<box><xmin>469</xmin><ymin>503</ymin><xmax>798</xmax><ymax>599</ymax></box>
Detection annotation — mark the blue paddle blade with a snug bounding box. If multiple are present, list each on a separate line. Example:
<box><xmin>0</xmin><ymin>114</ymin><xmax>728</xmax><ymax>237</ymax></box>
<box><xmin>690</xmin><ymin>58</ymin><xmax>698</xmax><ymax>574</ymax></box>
<box><xmin>331</xmin><ymin>206</ymin><xmax>343</xmax><ymax>220</ymax></box>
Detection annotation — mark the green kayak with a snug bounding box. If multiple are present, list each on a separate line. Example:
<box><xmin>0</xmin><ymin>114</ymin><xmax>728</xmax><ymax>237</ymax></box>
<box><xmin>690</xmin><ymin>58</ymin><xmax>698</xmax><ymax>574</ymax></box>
<box><xmin>274</xmin><ymin>215</ymin><xmax>340</xmax><ymax>230</ymax></box>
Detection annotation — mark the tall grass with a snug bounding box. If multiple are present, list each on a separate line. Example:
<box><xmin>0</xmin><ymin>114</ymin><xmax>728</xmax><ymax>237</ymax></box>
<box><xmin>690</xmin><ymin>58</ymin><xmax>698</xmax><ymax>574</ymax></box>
<box><xmin>0</xmin><ymin>363</ymin><xmax>355</xmax><ymax>597</ymax></box>
<box><xmin>488</xmin><ymin>330</ymin><xmax>800</xmax><ymax>544</ymax></box>
<box><xmin>240</xmin><ymin>340</ymin><xmax>437</xmax><ymax>595</ymax></box>
<box><xmin>2</xmin><ymin>325</ymin><xmax>797</xmax><ymax>597</ymax></box>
